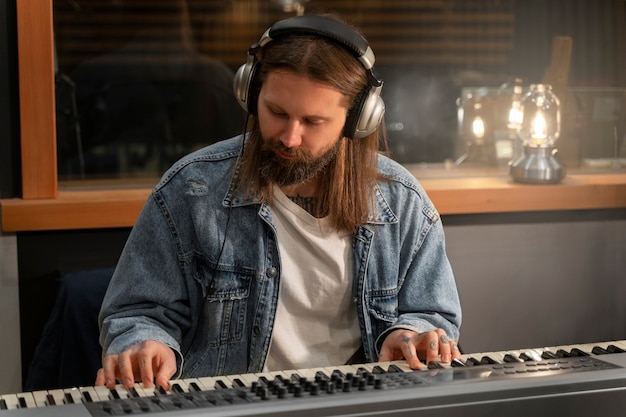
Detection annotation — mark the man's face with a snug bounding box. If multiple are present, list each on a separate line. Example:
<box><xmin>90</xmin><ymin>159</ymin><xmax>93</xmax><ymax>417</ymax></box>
<box><xmin>256</xmin><ymin>70</ymin><xmax>349</xmax><ymax>186</ymax></box>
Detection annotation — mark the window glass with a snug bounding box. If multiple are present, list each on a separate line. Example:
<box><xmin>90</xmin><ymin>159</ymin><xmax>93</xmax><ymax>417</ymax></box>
<box><xmin>53</xmin><ymin>0</ymin><xmax>625</xmax><ymax>184</ymax></box>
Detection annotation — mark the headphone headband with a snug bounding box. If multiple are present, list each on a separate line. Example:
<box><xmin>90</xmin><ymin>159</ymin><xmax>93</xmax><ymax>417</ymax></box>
<box><xmin>233</xmin><ymin>15</ymin><xmax>385</xmax><ymax>139</ymax></box>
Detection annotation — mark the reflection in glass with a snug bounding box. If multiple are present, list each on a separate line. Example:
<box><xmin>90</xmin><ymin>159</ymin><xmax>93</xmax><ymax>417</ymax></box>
<box><xmin>52</xmin><ymin>0</ymin><xmax>624</xmax><ymax>184</ymax></box>
<box><xmin>54</xmin><ymin>0</ymin><xmax>246</xmax><ymax>181</ymax></box>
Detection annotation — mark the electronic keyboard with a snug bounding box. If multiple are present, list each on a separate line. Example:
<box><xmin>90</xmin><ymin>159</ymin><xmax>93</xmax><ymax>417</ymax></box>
<box><xmin>1</xmin><ymin>340</ymin><xmax>625</xmax><ymax>416</ymax></box>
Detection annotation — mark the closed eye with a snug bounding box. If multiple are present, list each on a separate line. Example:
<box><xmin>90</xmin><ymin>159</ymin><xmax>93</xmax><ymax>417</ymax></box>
<box><xmin>269</xmin><ymin>108</ymin><xmax>288</xmax><ymax>119</ymax></box>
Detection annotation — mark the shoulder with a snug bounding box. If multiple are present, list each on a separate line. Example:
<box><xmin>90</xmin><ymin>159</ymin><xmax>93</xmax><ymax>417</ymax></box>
<box><xmin>376</xmin><ymin>153</ymin><xmax>422</xmax><ymax>191</ymax></box>
<box><xmin>375</xmin><ymin>154</ymin><xmax>440</xmax><ymax>222</ymax></box>
<box><xmin>154</xmin><ymin>135</ymin><xmax>244</xmax><ymax>191</ymax></box>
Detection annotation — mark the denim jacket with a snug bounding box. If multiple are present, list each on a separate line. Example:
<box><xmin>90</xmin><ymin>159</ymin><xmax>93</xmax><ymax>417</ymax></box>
<box><xmin>99</xmin><ymin>135</ymin><xmax>462</xmax><ymax>378</ymax></box>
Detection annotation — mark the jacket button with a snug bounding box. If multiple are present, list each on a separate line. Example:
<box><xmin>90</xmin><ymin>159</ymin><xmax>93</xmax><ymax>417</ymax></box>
<box><xmin>266</xmin><ymin>267</ymin><xmax>277</xmax><ymax>278</ymax></box>
<box><xmin>253</xmin><ymin>326</ymin><xmax>261</xmax><ymax>335</ymax></box>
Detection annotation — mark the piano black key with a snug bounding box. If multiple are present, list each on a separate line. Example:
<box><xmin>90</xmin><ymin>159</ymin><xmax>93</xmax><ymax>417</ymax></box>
<box><xmin>64</xmin><ymin>392</ymin><xmax>75</xmax><ymax>404</ymax></box>
<box><xmin>569</xmin><ymin>348</ymin><xmax>590</xmax><ymax>357</ymax></box>
<box><xmin>189</xmin><ymin>382</ymin><xmax>203</xmax><ymax>392</ymax></box>
<box><xmin>427</xmin><ymin>361</ymin><xmax>444</xmax><ymax>369</ymax></box>
<box><xmin>387</xmin><ymin>364</ymin><xmax>405</xmax><ymax>373</ymax></box>
<box><xmin>17</xmin><ymin>396</ymin><xmax>27</xmax><ymax>408</ymax></box>
<box><xmin>556</xmin><ymin>349</ymin><xmax>571</xmax><ymax>358</ymax></box>
<box><xmin>503</xmin><ymin>354</ymin><xmax>523</xmax><ymax>363</ymax></box>
<box><xmin>480</xmin><ymin>356</ymin><xmax>498</xmax><ymax>365</ymax></box>
<box><xmin>518</xmin><ymin>352</ymin><xmax>535</xmax><ymax>361</ymax></box>
<box><xmin>607</xmin><ymin>344</ymin><xmax>626</xmax><ymax>353</ymax></box>
<box><xmin>371</xmin><ymin>365</ymin><xmax>387</xmax><ymax>374</ymax></box>
<box><xmin>46</xmin><ymin>393</ymin><xmax>57</xmax><ymax>406</ymax></box>
<box><xmin>451</xmin><ymin>358</ymin><xmax>466</xmax><ymax>367</ymax></box>
<box><xmin>82</xmin><ymin>391</ymin><xmax>94</xmax><ymax>403</ymax></box>
<box><xmin>465</xmin><ymin>357</ymin><xmax>481</xmax><ymax>366</ymax></box>
<box><xmin>109</xmin><ymin>388</ymin><xmax>121</xmax><ymax>400</ymax></box>
<box><xmin>592</xmin><ymin>346</ymin><xmax>609</xmax><ymax>355</ymax></box>
<box><xmin>541</xmin><ymin>350</ymin><xmax>557</xmax><ymax>359</ymax></box>
<box><xmin>331</xmin><ymin>369</ymin><xmax>346</xmax><ymax>379</ymax></box>
<box><xmin>0</xmin><ymin>399</ymin><xmax>7</xmax><ymax>410</ymax></box>
<box><xmin>171</xmin><ymin>383</ymin><xmax>185</xmax><ymax>393</ymax></box>
<box><xmin>214</xmin><ymin>379</ymin><xmax>229</xmax><ymax>389</ymax></box>
<box><xmin>231</xmin><ymin>378</ymin><xmax>247</xmax><ymax>388</ymax></box>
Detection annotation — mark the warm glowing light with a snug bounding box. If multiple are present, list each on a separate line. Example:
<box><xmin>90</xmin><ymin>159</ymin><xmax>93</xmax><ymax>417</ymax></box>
<box><xmin>472</xmin><ymin>116</ymin><xmax>485</xmax><ymax>138</ymax></box>
<box><xmin>508</xmin><ymin>105</ymin><xmax>522</xmax><ymax>128</ymax></box>
<box><xmin>530</xmin><ymin>112</ymin><xmax>547</xmax><ymax>140</ymax></box>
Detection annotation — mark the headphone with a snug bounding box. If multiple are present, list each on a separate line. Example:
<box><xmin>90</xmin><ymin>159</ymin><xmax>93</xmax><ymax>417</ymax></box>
<box><xmin>233</xmin><ymin>15</ymin><xmax>385</xmax><ymax>139</ymax></box>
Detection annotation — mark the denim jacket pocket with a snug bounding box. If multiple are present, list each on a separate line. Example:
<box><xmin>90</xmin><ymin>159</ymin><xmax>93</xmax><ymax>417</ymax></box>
<box><xmin>195</xmin><ymin>268</ymin><xmax>252</xmax><ymax>346</ymax></box>
<box><xmin>366</xmin><ymin>288</ymin><xmax>398</xmax><ymax>336</ymax></box>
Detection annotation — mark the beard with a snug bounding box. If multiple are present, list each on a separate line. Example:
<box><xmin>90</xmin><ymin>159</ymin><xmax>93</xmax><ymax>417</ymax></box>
<box><xmin>258</xmin><ymin>138</ymin><xmax>341</xmax><ymax>186</ymax></box>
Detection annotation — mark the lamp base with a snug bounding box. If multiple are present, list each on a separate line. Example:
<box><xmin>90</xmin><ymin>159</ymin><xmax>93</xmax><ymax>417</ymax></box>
<box><xmin>510</xmin><ymin>146</ymin><xmax>566</xmax><ymax>184</ymax></box>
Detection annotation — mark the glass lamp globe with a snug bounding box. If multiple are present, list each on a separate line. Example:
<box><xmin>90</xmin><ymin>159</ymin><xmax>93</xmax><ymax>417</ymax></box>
<box><xmin>510</xmin><ymin>84</ymin><xmax>566</xmax><ymax>184</ymax></box>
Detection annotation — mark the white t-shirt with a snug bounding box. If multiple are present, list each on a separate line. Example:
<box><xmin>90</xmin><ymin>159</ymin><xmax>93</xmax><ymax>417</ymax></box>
<box><xmin>264</xmin><ymin>186</ymin><xmax>361</xmax><ymax>371</ymax></box>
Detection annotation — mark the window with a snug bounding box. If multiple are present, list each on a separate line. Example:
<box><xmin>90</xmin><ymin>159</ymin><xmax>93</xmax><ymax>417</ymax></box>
<box><xmin>5</xmin><ymin>0</ymin><xmax>626</xmax><ymax>232</ymax></box>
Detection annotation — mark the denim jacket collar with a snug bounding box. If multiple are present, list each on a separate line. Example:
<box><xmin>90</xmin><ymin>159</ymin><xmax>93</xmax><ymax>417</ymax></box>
<box><xmin>223</xmin><ymin>168</ymin><xmax>399</xmax><ymax>225</ymax></box>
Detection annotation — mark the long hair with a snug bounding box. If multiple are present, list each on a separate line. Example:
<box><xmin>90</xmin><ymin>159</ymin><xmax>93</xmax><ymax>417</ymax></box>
<box><xmin>236</xmin><ymin>27</ymin><xmax>387</xmax><ymax>233</ymax></box>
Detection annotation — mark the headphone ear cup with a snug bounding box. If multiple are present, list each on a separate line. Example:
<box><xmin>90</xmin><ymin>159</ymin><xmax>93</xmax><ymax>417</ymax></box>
<box><xmin>233</xmin><ymin>60</ymin><xmax>262</xmax><ymax>116</ymax></box>
<box><xmin>233</xmin><ymin>61</ymin><xmax>255</xmax><ymax>113</ymax></box>
<box><xmin>344</xmin><ymin>87</ymin><xmax>385</xmax><ymax>139</ymax></box>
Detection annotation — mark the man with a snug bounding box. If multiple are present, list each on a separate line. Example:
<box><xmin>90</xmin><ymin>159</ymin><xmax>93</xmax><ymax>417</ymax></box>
<box><xmin>97</xmin><ymin>14</ymin><xmax>462</xmax><ymax>391</ymax></box>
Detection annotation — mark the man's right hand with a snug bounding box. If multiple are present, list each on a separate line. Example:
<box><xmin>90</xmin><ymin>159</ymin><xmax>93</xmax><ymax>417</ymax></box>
<box><xmin>95</xmin><ymin>340</ymin><xmax>177</xmax><ymax>391</ymax></box>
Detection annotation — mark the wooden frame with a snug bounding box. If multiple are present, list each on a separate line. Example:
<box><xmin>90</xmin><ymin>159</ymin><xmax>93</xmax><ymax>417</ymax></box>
<box><xmin>16</xmin><ymin>0</ymin><xmax>57</xmax><ymax>199</ymax></box>
<box><xmin>1</xmin><ymin>0</ymin><xmax>626</xmax><ymax>232</ymax></box>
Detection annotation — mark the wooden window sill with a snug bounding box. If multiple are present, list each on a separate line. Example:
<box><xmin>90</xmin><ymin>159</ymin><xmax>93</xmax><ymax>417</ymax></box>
<box><xmin>2</xmin><ymin>173</ymin><xmax>626</xmax><ymax>232</ymax></box>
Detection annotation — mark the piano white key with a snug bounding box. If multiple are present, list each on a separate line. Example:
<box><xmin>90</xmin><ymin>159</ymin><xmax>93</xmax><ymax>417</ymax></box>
<box><xmin>584</xmin><ymin>341</ymin><xmax>612</xmax><ymax>353</ymax></box>
<box><xmin>46</xmin><ymin>389</ymin><xmax>67</xmax><ymax>406</ymax></box>
<box><xmin>384</xmin><ymin>361</ymin><xmax>417</xmax><ymax>372</ymax></box>
<box><xmin>179</xmin><ymin>378</ymin><xmax>204</xmax><ymax>392</ymax></box>
<box><xmin>20</xmin><ymin>392</ymin><xmax>37</xmax><ymax>409</ymax></box>
<box><xmin>254</xmin><ymin>370</ymin><xmax>290</xmax><ymax>383</ymax></box>
<box><xmin>489</xmin><ymin>349</ymin><xmax>531</xmax><ymax>363</ymax></box>
<box><xmin>78</xmin><ymin>386</ymin><xmax>102</xmax><ymax>403</ymax></box>
<box><xmin>195</xmin><ymin>375</ymin><xmax>232</xmax><ymax>391</ymax></box>
<box><xmin>62</xmin><ymin>387</ymin><xmax>83</xmax><ymax>404</ymax></box>
<box><xmin>518</xmin><ymin>348</ymin><xmax>543</xmax><ymax>361</ymax></box>
<box><xmin>588</xmin><ymin>340</ymin><xmax>618</xmax><ymax>353</ymax></box>
<box><xmin>290</xmin><ymin>366</ymin><xmax>335</xmax><ymax>380</ymax></box>
<box><xmin>328</xmin><ymin>364</ymin><xmax>377</xmax><ymax>376</ymax></box>
<box><xmin>613</xmin><ymin>340</ymin><xmax>626</xmax><ymax>350</ymax></box>
<box><xmin>31</xmin><ymin>390</ymin><xmax>50</xmax><ymax>407</ymax></box>
<box><xmin>476</xmin><ymin>351</ymin><xmax>506</xmax><ymax>363</ymax></box>
<box><xmin>169</xmin><ymin>378</ymin><xmax>201</xmax><ymax>393</ymax></box>
<box><xmin>92</xmin><ymin>384</ymin><xmax>114</xmax><ymax>401</ymax></box>
<box><xmin>108</xmin><ymin>384</ymin><xmax>132</xmax><ymax>400</ymax></box>
<box><xmin>125</xmin><ymin>383</ymin><xmax>151</xmax><ymax>398</ymax></box>
<box><xmin>0</xmin><ymin>394</ymin><xmax>20</xmax><ymax>409</ymax></box>
<box><xmin>231</xmin><ymin>372</ymin><xmax>262</xmax><ymax>387</ymax></box>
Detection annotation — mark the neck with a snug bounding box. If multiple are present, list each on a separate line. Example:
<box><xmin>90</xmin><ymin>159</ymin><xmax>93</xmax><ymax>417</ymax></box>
<box><xmin>279</xmin><ymin>177</ymin><xmax>319</xmax><ymax>199</ymax></box>
<box><xmin>279</xmin><ymin>179</ymin><xmax>327</xmax><ymax>217</ymax></box>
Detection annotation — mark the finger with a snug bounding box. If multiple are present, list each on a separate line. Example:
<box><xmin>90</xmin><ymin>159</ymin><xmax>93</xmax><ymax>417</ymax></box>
<box><xmin>154</xmin><ymin>354</ymin><xmax>177</xmax><ymax>392</ymax></box>
<box><xmin>377</xmin><ymin>344</ymin><xmax>392</xmax><ymax>362</ymax></box>
<box><xmin>138</xmin><ymin>352</ymin><xmax>155</xmax><ymax>389</ymax></box>
<box><xmin>102</xmin><ymin>355</ymin><xmax>119</xmax><ymax>389</ymax></box>
<box><xmin>400</xmin><ymin>334</ymin><xmax>424</xmax><ymax>370</ymax></box>
<box><xmin>450</xmin><ymin>340</ymin><xmax>462</xmax><ymax>360</ymax></box>
<box><xmin>95</xmin><ymin>368</ymin><xmax>105</xmax><ymax>386</ymax></box>
<box><xmin>424</xmin><ymin>331</ymin><xmax>440</xmax><ymax>364</ymax></box>
<box><xmin>436</xmin><ymin>330</ymin><xmax>452</xmax><ymax>363</ymax></box>
<box><xmin>117</xmin><ymin>351</ymin><xmax>137</xmax><ymax>389</ymax></box>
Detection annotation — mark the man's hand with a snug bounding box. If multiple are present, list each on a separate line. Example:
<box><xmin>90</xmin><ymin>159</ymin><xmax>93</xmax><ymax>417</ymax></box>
<box><xmin>95</xmin><ymin>340</ymin><xmax>177</xmax><ymax>391</ymax></box>
<box><xmin>378</xmin><ymin>328</ymin><xmax>461</xmax><ymax>369</ymax></box>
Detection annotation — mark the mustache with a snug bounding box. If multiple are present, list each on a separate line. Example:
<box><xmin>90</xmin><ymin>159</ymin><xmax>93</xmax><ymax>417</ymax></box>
<box><xmin>263</xmin><ymin>140</ymin><xmax>313</xmax><ymax>162</ymax></box>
